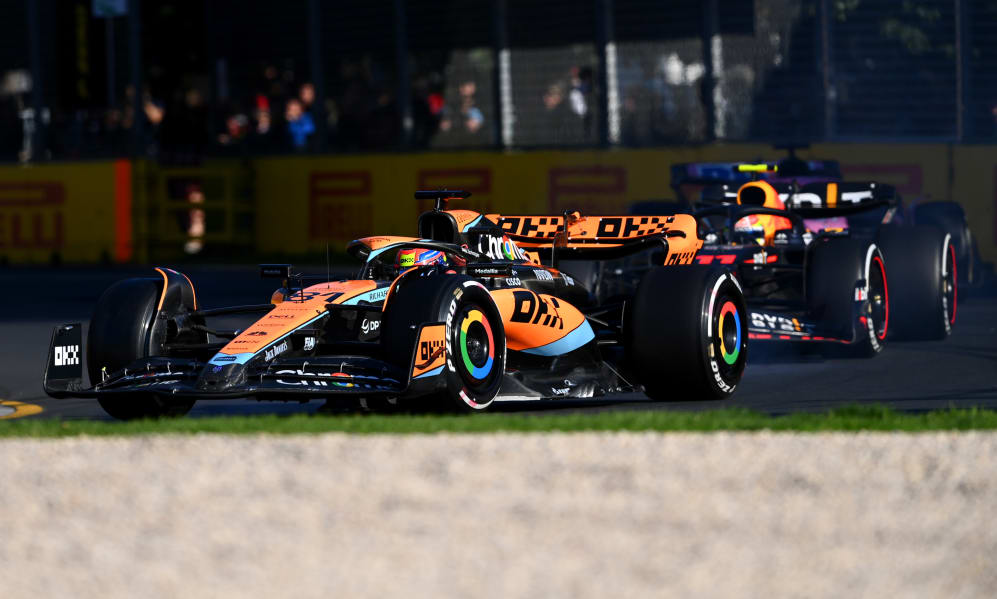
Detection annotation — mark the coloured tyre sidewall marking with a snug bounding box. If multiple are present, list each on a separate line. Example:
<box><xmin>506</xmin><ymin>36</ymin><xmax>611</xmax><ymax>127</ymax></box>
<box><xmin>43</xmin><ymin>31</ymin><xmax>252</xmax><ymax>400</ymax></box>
<box><xmin>717</xmin><ymin>301</ymin><xmax>741</xmax><ymax>365</ymax></box>
<box><xmin>459</xmin><ymin>309</ymin><xmax>494</xmax><ymax>380</ymax></box>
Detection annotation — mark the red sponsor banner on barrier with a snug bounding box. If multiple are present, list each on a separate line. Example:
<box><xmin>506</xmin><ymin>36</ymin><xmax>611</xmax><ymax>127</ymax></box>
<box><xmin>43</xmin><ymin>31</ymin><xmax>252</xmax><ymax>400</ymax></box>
<box><xmin>309</xmin><ymin>171</ymin><xmax>373</xmax><ymax>241</ymax></box>
<box><xmin>0</xmin><ymin>182</ymin><xmax>65</xmax><ymax>249</ymax></box>
<box><xmin>548</xmin><ymin>166</ymin><xmax>627</xmax><ymax>213</ymax></box>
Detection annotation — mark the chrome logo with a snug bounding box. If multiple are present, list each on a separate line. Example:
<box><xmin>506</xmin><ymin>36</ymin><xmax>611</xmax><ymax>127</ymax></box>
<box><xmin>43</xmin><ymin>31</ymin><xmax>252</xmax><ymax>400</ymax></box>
<box><xmin>459</xmin><ymin>309</ymin><xmax>494</xmax><ymax>379</ymax></box>
<box><xmin>331</xmin><ymin>372</ymin><xmax>355</xmax><ymax>388</ymax></box>
<box><xmin>718</xmin><ymin>301</ymin><xmax>741</xmax><ymax>365</ymax></box>
<box><xmin>501</xmin><ymin>238</ymin><xmax>517</xmax><ymax>261</ymax></box>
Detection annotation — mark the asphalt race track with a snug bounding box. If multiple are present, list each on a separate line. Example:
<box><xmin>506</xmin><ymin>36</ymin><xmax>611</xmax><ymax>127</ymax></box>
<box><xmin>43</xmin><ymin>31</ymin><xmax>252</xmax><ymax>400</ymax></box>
<box><xmin>1</xmin><ymin>265</ymin><xmax>995</xmax><ymax>420</ymax></box>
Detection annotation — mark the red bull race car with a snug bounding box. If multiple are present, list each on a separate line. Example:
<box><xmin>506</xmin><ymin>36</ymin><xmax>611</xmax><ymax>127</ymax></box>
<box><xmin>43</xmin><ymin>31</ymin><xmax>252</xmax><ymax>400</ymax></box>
<box><xmin>44</xmin><ymin>190</ymin><xmax>748</xmax><ymax>419</ymax></box>
<box><xmin>678</xmin><ymin>162</ymin><xmax>958</xmax><ymax>355</ymax></box>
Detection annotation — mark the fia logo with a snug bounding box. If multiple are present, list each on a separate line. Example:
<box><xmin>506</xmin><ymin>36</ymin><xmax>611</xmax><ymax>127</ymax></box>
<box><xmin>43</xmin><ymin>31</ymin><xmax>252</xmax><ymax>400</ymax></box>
<box><xmin>54</xmin><ymin>345</ymin><xmax>80</xmax><ymax>367</ymax></box>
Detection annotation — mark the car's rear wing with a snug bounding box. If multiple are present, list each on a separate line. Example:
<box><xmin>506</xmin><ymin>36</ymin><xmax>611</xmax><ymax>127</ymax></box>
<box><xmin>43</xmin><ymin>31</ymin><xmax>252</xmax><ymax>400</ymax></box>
<box><xmin>487</xmin><ymin>213</ymin><xmax>703</xmax><ymax>264</ymax></box>
<box><xmin>671</xmin><ymin>160</ymin><xmax>842</xmax><ymax>186</ymax></box>
<box><xmin>784</xmin><ymin>181</ymin><xmax>899</xmax><ymax>210</ymax></box>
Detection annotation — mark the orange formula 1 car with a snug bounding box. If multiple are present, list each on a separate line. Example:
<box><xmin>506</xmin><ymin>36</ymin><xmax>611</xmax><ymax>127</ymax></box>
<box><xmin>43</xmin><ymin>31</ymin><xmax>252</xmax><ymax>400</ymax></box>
<box><xmin>43</xmin><ymin>190</ymin><xmax>747</xmax><ymax>419</ymax></box>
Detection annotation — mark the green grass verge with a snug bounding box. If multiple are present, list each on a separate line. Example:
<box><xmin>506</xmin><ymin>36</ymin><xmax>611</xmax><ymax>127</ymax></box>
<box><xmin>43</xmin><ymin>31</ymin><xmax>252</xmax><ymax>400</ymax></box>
<box><xmin>3</xmin><ymin>405</ymin><xmax>997</xmax><ymax>437</ymax></box>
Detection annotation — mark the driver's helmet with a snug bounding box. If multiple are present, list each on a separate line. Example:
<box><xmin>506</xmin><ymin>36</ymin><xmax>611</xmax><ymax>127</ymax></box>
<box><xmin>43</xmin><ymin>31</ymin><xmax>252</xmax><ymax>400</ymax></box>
<box><xmin>733</xmin><ymin>180</ymin><xmax>793</xmax><ymax>246</ymax></box>
<box><xmin>396</xmin><ymin>248</ymin><xmax>447</xmax><ymax>275</ymax></box>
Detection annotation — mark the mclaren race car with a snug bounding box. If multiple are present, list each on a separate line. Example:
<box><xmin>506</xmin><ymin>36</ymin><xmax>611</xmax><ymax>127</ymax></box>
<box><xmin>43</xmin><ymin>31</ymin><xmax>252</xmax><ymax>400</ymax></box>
<box><xmin>43</xmin><ymin>190</ymin><xmax>748</xmax><ymax>419</ymax></box>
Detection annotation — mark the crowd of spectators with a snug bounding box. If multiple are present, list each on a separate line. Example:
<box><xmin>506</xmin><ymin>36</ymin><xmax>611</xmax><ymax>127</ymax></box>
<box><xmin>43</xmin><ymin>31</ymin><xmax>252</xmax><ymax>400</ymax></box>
<box><xmin>0</xmin><ymin>55</ymin><xmax>695</xmax><ymax>163</ymax></box>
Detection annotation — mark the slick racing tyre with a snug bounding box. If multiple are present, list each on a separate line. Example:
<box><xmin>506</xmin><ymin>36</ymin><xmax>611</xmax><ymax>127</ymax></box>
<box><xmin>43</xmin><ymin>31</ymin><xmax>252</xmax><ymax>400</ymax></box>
<box><xmin>382</xmin><ymin>274</ymin><xmax>506</xmax><ymax>412</ymax></box>
<box><xmin>876</xmin><ymin>226</ymin><xmax>956</xmax><ymax>340</ymax></box>
<box><xmin>624</xmin><ymin>266</ymin><xmax>747</xmax><ymax>401</ymax></box>
<box><xmin>87</xmin><ymin>278</ymin><xmax>197</xmax><ymax>420</ymax></box>
<box><xmin>806</xmin><ymin>237</ymin><xmax>888</xmax><ymax>358</ymax></box>
<box><xmin>914</xmin><ymin>201</ymin><xmax>976</xmax><ymax>289</ymax></box>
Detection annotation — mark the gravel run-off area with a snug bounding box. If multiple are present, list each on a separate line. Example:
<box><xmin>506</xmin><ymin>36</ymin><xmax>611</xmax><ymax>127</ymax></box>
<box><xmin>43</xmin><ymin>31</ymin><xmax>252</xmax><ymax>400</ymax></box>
<box><xmin>2</xmin><ymin>432</ymin><xmax>996</xmax><ymax>598</ymax></box>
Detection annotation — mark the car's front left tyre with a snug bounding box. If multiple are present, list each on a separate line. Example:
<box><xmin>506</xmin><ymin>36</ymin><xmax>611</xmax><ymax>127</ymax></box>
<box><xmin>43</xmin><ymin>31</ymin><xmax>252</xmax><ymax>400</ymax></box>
<box><xmin>88</xmin><ymin>277</ymin><xmax>197</xmax><ymax>420</ymax></box>
<box><xmin>381</xmin><ymin>274</ymin><xmax>506</xmax><ymax>412</ymax></box>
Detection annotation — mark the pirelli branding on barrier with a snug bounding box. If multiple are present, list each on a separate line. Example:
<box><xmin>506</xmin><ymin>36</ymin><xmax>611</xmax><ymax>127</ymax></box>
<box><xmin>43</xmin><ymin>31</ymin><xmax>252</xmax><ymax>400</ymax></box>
<box><xmin>0</xmin><ymin>160</ymin><xmax>129</xmax><ymax>264</ymax></box>
<box><xmin>251</xmin><ymin>146</ymin><xmax>997</xmax><ymax>264</ymax></box>
<box><xmin>0</xmin><ymin>182</ymin><xmax>65</xmax><ymax>250</ymax></box>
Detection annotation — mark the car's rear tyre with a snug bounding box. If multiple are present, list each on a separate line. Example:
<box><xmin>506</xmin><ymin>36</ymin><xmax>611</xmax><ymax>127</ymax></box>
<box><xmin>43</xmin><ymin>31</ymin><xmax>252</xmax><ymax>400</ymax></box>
<box><xmin>806</xmin><ymin>237</ymin><xmax>887</xmax><ymax>357</ymax></box>
<box><xmin>381</xmin><ymin>274</ymin><xmax>506</xmax><ymax>412</ymax></box>
<box><xmin>87</xmin><ymin>277</ymin><xmax>196</xmax><ymax>420</ymax></box>
<box><xmin>876</xmin><ymin>226</ymin><xmax>955</xmax><ymax>340</ymax></box>
<box><xmin>624</xmin><ymin>266</ymin><xmax>747</xmax><ymax>401</ymax></box>
<box><xmin>914</xmin><ymin>202</ymin><xmax>975</xmax><ymax>288</ymax></box>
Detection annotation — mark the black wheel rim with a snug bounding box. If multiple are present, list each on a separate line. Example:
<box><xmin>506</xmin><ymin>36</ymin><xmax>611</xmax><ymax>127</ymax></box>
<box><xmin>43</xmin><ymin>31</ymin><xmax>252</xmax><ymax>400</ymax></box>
<box><xmin>454</xmin><ymin>304</ymin><xmax>497</xmax><ymax>388</ymax></box>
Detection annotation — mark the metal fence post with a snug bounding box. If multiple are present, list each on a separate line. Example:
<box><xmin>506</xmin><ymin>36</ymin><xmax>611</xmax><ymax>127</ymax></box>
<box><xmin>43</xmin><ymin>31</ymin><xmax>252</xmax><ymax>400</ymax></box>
<box><xmin>393</xmin><ymin>0</ymin><xmax>412</xmax><ymax>148</ymax></box>
<box><xmin>491</xmin><ymin>0</ymin><xmax>509</xmax><ymax>148</ymax></box>
<box><xmin>818</xmin><ymin>0</ymin><xmax>835</xmax><ymax>141</ymax></box>
<box><xmin>26</xmin><ymin>0</ymin><xmax>44</xmax><ymax>161</ymax></box>
<box><xmin>955</xmin><ymin>0</ymin><xmax>970</xmax><ymax>141</ymax></box>
<box><xmin>595</xmin><ymin>0</ymin><xmax>619</xmax><ymax>147</ymax></box>
<box><xmin>128</xmin><ymin>0</ymin><xmax>144</xmax><ymax>157</ymax></box>
<box><xmin>308</xmin><ymin>0</ymin><xmax>327</xmax><ymax>152</ymax></box>
<box><xmin>701</xmin><ymin>0</ymin><xmax>718</xmax><ymax>141</ymax></box>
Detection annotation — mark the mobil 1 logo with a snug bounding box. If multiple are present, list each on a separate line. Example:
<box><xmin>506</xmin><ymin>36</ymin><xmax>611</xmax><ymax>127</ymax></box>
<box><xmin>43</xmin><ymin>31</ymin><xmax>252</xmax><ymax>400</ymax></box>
<box><xmin>48</xmin><ymin>323</ymin><xmax>83</xmax><ymax>380</ymax></box>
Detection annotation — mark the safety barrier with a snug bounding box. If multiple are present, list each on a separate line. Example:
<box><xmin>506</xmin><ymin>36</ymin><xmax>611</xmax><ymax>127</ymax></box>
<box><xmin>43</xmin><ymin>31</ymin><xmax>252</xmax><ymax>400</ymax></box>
<box><xmin>0</xmin><ymin>145</ymin><xmax>993</xmax><ymax>264</ymax></box>
<box><xmin>253</xmin><ymin>144</ymin><xmax>997</xmax><ymax>264</ymax></box>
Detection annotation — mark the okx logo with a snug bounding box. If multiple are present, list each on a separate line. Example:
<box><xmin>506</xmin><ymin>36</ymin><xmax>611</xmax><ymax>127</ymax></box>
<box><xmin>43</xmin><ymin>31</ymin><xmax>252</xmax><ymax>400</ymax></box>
<box><xmin>54</xmin><ymin>345</ymin><xmax>80</xmax><ymax>366</ymax></box>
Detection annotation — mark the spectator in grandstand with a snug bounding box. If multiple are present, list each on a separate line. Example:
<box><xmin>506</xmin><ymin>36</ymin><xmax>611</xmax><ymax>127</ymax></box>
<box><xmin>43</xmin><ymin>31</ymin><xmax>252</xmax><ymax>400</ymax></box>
<box><xmin>299</xmin><ymin>82</ymin><xmax>315</xmax><ymax>111</ymax></box>
<box><xmin>159</xmin><ymin>87</ymin><xmax>209</xmax><ymax>164</ymax></box>
<box><xmin>285</xmin><ymin>98</ymin><xmax>315</xmax><ymax>150</ymax></box>
<box><xmin>543</xmin><ymin>81</ymin><xmax>579</xmax><ymax>144</ymax></box>
<box><xmin>568</xmin><ymin>66</ymin><xmax>595</xmax><ymax>142</ymax></box>
<box><xmin>217</xmin><ymin>112</ymin><xmax>249</xmax><ymax>146</ymax></box>
<box><xmin>438</xmin><ymin>80</ymin><xmax>484</xmax><ymax>143</ymax></box>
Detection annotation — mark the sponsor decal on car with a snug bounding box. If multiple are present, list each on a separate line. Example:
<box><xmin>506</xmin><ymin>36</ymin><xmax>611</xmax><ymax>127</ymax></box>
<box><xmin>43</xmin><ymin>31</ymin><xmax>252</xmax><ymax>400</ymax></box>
<box><xmin>264</xmin><ymin>340</ymin><xmax>289</xmax><ymax>361</ymax></box>
<box><xmin>477</xmin><ymin>233</ymin><xmax>528</xmax><ymax>261</ymax></box>
<box><xmin>533</xmin><ymin>269</ymin><xmax>554</xmax><ymax>281</ymax></box>
<box><xmin>510</xmin><ymin>289</ymin><xmax>564</xmax><ymax>329</ymax></box>
<box><xmin>343</xmin><ymin>287</ymin><xmax>389</xmax><ymax>304</ymax></box>
<box><xmin>563</xmin><ymin>273</ymin><xmax>574</xmax><ymax>286</ymax></box>
<box><xmin>303</xmin><ymin>337</ymin><xmax>316</xmax><ymax>351</ymax></box>
<box><xmin>750</xmin><ymin>312</ymin><xmax>802</xmax><ymax>333</ymax></box>
<box><xmin>414</xmin><ymin>324</ymin><xmax>447</xmax><ymax>378</ymax></box>
<box><xmin>53</xmin><ymin>345</ymin><xmax>80</xmax><ymax>367</ymax></box>
<box><xmin>359</xmin><ymin>315</ymin><xmax>381</xmax><ymax>341</ymax></box>
<box><xmin>505</xmin><ymin>277</ymin><xmax>522</xmax><ymax>287</ymax></box>
<box><xmin>247</xmin><ymin>330</ymin><xmax>268</xmax><ymax>337</ymax></box>
<box><xmin>273</xmin><ymin>369</ymin><xmax>395</xmax><ymax>389</ymax></box>
<box><xmin>696</xmin><ymin>254</ymin><xmax>738</xmax><ymax>265</ymax></box>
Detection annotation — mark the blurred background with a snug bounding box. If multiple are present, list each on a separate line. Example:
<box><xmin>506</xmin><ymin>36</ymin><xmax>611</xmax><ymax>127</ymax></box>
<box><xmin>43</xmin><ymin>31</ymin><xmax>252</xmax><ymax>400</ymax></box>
<box><xmin>0</xmin><ymin>0</ymin><xmax>994</xmax><ymax>266</ymax></box>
